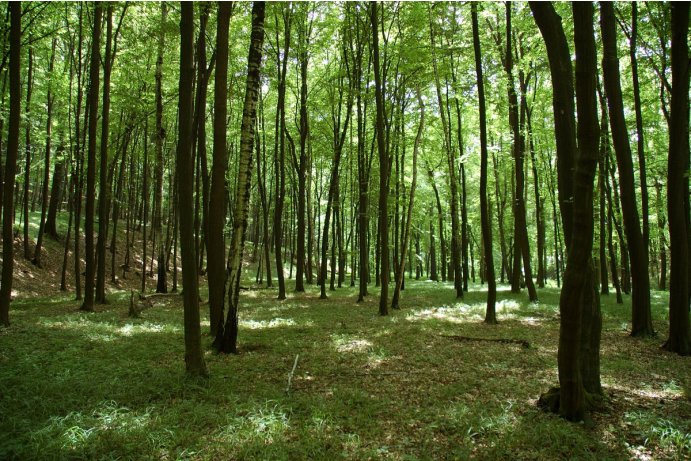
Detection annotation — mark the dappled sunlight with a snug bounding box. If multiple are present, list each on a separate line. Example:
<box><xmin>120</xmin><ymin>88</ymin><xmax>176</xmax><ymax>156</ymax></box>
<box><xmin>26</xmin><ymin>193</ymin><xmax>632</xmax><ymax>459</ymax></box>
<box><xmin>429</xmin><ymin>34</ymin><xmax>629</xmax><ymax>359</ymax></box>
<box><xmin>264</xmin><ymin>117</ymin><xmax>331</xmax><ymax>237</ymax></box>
<box><xmin>405</xmin><ymin>304</ymin><xmax>485</xmax><ymax>324</ymax></box>
<box><xmin>30</xmin><ymin>400</ymin><xmax>153</xmax><ymax>453</ymax></box>
<box><xmin>331</xmin><ymin>333</ymin><xmax>373</xmax><ymax>353</ymax></box>
<box><xmin>40</xmin><ymin>317</ymin><xmax>180</xmax><ymax>341</ymax></box>
<box><xmin>240</xmin><ymin>317</ymin><xmax>313</xmax><ymax>330</ymax></box>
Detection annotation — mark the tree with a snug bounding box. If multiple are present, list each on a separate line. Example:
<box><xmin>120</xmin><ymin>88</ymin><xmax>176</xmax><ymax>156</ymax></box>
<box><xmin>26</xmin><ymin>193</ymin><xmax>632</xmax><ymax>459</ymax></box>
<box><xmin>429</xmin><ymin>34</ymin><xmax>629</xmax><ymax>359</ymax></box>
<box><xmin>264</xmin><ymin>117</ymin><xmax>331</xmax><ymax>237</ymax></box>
<box><xmin>81</xmin><ymin>3</ymin><xmax>102</xmax><ymax>313</ymax></box>
<box><xmin>32</xmin><ymin>38</ymin><xmax>57</xmax><ymax>267</ymax></box>
<box><xmin>154</xmin><ymin>2</ymin><xmax>168</xmax><ymax>294</ymax></box>
<box><xmin>0</xmin><ymin>2</ymin><xmax>22</xmax><ymax>327</ymax></box>
<box><xmin>208</xmin><ymin>2</ymin><xmax>232</xmax><ymax>338</ymax></box>
<box><xmin>371</xmin><ymin>1</ymin><xmax>389</xmax><ymax>316</ymax></box>
<box><xmin>96</xmin><ymin>5</ymin><xmax>114</xmax><ymax>304</ymax></box>
<box><xmin>215</xmin><ymin>1</ymin><xmax>266</xmax><ymax>354</ymax></box>
<box><xmin>472</xmin><ymin>2</ymin><xmax>497</xmax><ymax>324</ymax></box>
<box><xmin>663</xmin><ymin>2</ymin><xmax>690</xmax><ymax>356</ymax></box>
<box><xmin>273</xmin><ymin>4</ymin><xmax>292</xmax><ymax>301</ymax></box>
<box><xmin>600</xmin><ymin>1</ymin><xmax>654</xmax><ymax>338</ymax></box>
<box><xmin>177</xmin><ymin>2</ymin><xmax>207</xmax><ymax>376</ymax></box>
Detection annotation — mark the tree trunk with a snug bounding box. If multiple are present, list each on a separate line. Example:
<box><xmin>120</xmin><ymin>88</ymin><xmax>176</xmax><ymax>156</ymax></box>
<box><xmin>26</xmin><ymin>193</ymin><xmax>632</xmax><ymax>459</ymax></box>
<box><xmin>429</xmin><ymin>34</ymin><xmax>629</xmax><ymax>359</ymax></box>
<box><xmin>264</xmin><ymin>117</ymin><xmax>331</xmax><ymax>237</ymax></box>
<box><xmin>81</xmin><ymin>4</ymin><xmax>103</xmax><ymax>312</ymax></box>
<box><xmin>33</xmin><ymin>38</ymin><xmax>57</xmax><ymax>267</ymax></box>
<box><xmin>22</xmin><ymin>46</ymin><xmax>33</xmax><ymax>261</ymax></box>
<box><xmin>177</xmin><ymin>3</ymin><xmax>208</xmax><ymax>376</ymax></box>
<box><xmin>273</xmin><ymin>6</ymin><xmax>292</xmax><ymax>301</ymax></box>
<box><xmin>208</xmin><ymin>2</ymin><xmax>232</xmax><ymax>338</ymax></box>
<box><xmin>215</xmin><ymin>1</ymin><xmax>265</xmax><ymax>354</ymax></box>
<box><xmin>600</xmin><ymin>2</ymin><xmax>653</xmax><ymax>338</ymax></box>
<box><xmin>96</xmin><ymin>6</ymin><xmax>114</xmax><ymax>304</ymax></box>
<box><xmin>0</xmin><ymin>3</ymin><xmax>22</xmax><ymax>326</ymax></box>
<box><xmin>430</xmin><ymin>8</ymin><xmax>462</xmax><ymax>299</ymax></box>
<box><xmin>392</xmin><ymin>90</ymin><xmax>423</xmax><ymax>309</ymax></box>
<box><xmin>663</xmin><ymin>2</ymin><xmax>690</xmax><ymax>355</ymax></box>
<box><xmin>472</xmin><ymin>2</ymin><xmax>496</xmax><ymax>324</ymax></box>
<box><xmin>372</xmin><ymin>1</ymin><xmax>389</xmax><ymax>316</ymax></box>
<box><xmin>154</xmin><ymin>2</ymin><xmax>168</xmax><ymax>293</ymax></box>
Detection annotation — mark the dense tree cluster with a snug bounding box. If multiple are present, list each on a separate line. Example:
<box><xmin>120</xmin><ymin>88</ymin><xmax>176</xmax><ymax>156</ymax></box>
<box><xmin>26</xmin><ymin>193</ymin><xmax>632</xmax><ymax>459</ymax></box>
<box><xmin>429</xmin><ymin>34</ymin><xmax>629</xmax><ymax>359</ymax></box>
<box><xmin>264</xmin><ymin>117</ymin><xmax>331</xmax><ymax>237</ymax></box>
<box><xmin>0</xmin><ymin>2</ymin><xmax>687</xmax><ymax>421</ymax></box>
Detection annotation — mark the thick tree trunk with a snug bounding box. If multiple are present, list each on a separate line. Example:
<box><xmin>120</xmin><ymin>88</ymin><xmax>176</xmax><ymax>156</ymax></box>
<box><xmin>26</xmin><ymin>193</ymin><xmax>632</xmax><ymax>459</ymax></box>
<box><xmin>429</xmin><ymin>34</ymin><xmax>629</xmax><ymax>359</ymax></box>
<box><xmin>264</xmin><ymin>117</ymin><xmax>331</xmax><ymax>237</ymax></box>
<box><xmin>600</xmin><ymin>2</ymin><xmax>653</xmax><ymax>338</ymax></box>
<box><xmin>215</xmin><ymin>1</ymin><xmax>265</xmax><ymax>354</ymax></box>
<box><xmin>663</xmin><ymin>2</ymin><xmax>690</xmax><ymax>356</ymax></box>
<box><xmin>555</xmin><ymin>2</ymin><xmax>601</xmax><ymax>421</ymax></box>
<box><xmin>472</xmin><ymin>2</ymin><xmax>496</xmax><ymax>324</ymax></box>
<box><xmin>177</xmin><ymin>3</ymin><xmax>207</xmax><ymax>376</ymax></box>
<box><xmin>0</xmin><ymin>3</ymin><xmax>22</xmax><ymax>326</ymax></box>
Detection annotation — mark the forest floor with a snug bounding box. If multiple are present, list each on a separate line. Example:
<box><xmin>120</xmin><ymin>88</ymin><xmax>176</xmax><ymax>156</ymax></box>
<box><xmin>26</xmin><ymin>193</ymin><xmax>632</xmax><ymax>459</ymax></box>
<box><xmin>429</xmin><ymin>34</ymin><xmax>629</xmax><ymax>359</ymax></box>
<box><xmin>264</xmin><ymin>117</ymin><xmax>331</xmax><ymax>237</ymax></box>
<box><xmin>1</xmin><ymin>263</ymin><xmax>690</xmax><ymax>459</ymax></box>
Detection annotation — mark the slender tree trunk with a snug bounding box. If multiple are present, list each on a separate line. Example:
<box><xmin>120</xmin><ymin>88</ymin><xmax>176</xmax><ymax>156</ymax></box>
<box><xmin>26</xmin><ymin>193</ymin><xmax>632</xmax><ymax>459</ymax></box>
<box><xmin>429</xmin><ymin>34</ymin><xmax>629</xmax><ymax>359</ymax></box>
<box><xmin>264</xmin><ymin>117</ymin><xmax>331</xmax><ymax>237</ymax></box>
<box><xmin>23</xmin><ymin>46</ymin><xmax>33</xmax><ymax>261</ymax></box>
<box><xmin>472</xmin><ymin>2</ymin><xmax>496</xmax><ymax>324</ymax></box>
<box><xmin>372</xmin><ymin>1</ymin><xmax>389</xmax><ymax>316</ymax></box>
<box><xmin>600</xmin><ymin>2</ymin><xmax>653</xmax><ymax>338</ymax></box>
<box><xmin>628</xmin><ymin>3</ymin><xmax>649</xmax><ymax>265</ymax></box>
<box><xmin>154</xmin><ymin>2</ymin><xmax>168</xmax><ymax>293</ymax></box>
<box><xmin>33</xmin><ymin>38</ymin><xmax>57</xmax><ymax>267</ymax></box>
<box><xmin>81</xmin><ymin>4</ymin><xmax>103</xmax><ymax>312</ymax></box>
<box><xmin>215</xmin><ymin>1</ymin><xmax>265</xmax><ymax>354</ymax></box>
<box><xmin>96</xmin><ymin>6</ymin><xmax>114</xmax><ymax>304</ymax></box>
<box><xmin>392</xmin><ymin>90</ymin><xmax>423</xmax><ymax>309</ymax></box>
<box><xmin>273</xmin><ymin>6</ymin><xmax>292</xmax><ymax>301</ymax></box>
<box><xmin>663</xmin><ymin>2</ymin><xmax>690</xmax><ymax>355</ymax></box>
<box><xmin>208</xmin><ymin>2</ymin><xmax>232</xmax><ymax>337</ymax></box>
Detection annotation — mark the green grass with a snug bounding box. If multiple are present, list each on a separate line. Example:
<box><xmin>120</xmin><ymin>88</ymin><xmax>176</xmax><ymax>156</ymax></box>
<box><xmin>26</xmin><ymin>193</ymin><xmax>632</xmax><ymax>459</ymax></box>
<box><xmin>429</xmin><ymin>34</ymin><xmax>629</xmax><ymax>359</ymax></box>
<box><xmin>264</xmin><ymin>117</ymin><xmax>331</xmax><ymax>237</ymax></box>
<box><xmin>0</xmin><ymin>277</ymin><xmax>689</xmax><ymax>460</ymax></box>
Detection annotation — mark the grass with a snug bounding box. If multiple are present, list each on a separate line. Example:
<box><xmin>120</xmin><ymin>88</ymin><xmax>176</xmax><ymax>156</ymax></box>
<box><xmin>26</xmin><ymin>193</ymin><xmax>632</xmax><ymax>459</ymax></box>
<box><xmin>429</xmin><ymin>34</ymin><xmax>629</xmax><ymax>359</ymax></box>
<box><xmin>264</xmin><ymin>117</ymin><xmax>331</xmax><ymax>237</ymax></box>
<box><xmin>0</xmin><ymin>276</ymin><xmax>689</xmax><ymax>460</ymax></box>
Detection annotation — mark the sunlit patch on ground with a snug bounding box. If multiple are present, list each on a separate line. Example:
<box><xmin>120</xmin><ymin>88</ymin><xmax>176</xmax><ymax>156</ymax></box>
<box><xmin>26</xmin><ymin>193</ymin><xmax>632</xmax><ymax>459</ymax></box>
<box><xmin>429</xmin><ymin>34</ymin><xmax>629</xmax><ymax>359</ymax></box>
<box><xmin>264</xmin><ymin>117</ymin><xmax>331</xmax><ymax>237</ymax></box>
<box><xmin>240</xmin><ymin>317</ymin><xmax>311</xmax><ymax>330</ymax></box>
<box><xmin>331</xmin><ymin>333</ymin><xmax>373</xmax><ymax>353</ymax></box>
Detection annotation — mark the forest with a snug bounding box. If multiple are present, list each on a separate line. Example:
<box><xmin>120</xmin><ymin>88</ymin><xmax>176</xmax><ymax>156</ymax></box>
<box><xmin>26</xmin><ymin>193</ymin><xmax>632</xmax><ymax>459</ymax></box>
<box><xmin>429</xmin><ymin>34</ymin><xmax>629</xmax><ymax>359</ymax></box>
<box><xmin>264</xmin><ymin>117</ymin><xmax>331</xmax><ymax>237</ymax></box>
<box><xmin>0</xmin><ymin>1</ymin><xmax>689</xmax><ymax>459</ymax></box>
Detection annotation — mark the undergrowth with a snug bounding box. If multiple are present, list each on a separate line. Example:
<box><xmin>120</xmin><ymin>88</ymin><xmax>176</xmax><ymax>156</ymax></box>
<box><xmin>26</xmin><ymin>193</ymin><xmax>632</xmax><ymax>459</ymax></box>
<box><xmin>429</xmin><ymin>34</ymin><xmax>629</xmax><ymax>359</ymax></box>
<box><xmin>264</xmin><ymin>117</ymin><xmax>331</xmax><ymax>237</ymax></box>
<box><xmin>0</xmin><ymin>278</ymin><xmax>689</xmax><ymax>460</ymax></box>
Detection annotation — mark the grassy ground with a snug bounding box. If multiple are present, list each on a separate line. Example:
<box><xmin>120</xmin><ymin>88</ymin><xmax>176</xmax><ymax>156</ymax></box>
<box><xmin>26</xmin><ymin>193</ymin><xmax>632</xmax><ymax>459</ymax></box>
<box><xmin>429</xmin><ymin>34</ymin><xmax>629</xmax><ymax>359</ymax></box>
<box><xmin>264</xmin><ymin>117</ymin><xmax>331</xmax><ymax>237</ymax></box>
<box><xmin>0</xmin><ymin>276</ymin><xmax>689</xmax><ymax>460</ymax></box>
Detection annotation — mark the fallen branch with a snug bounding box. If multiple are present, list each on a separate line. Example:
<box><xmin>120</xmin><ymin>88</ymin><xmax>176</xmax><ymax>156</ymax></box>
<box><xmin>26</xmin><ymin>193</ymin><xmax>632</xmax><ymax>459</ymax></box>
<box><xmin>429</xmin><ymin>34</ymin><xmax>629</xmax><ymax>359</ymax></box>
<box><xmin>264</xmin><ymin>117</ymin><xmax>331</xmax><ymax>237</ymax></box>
<box><xmin>285</xmin><ymin>354</ymin><xmax>299</xmax><ymax>393</ymax></box>
<box><xmin>441</xmin><ymin>335</ymin><xmax>531</xmax><ymax>349</ymax></box>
